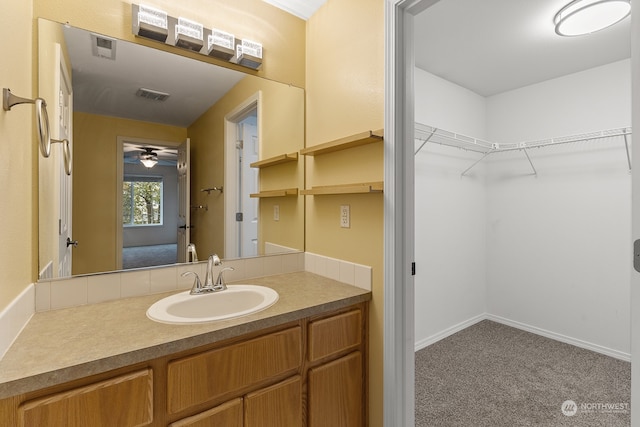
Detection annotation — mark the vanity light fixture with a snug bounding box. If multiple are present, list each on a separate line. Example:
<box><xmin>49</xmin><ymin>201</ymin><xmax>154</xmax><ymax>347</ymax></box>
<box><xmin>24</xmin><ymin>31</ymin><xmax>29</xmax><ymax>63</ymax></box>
<box><xmin>236</xmin><ymin>39</ymin><xmax>263</xmax><ymax>70</ymax></box>
<box><xmin>131</xmin><ymin>4</ymin><xmax>265</xmax><ymax>70</ymax></box>
<box><xmin>208</xmin><ymin>29</ymin><xmax>235</xmax><ymax>60</ymax></box>
<box><xmin>554</xmin><ymin>0</ymin><xmax>631</xmax><ymax>36</ymax></box>
<box><xmin>135</xmin><ymin>4</ymin><xmax>169</xmax><ymax>42</ymax></box>
<box><xmin>175</xmin><ymin>17</ymin><xmax>204</xmax><ymax>52</ymax></box>
<box><xmin>140</xmin><ymin>148</ymin><xmax>159</xmax><ymax>168</ymax></box>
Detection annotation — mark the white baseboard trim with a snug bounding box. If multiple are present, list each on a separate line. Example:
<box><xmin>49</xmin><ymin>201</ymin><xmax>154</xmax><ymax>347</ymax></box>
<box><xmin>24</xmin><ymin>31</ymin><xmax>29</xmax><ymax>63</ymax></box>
<box><xmin>415</xmin><ymin>312</ymin><xmax>631</xmax><ymax>362</ymax></box>
<box><xmin>486</xmin><ymin>314</ymin><xmax>631</xmax><ymax>362</ymax></box>
<box><xmin>414</xmin><ymin>313</ymin><xmax>485</xmax><ymax>352</ymax></box>
<box><xmin>0</xmin><ymin>284</ymin><xmax>35</xmax><ymax>359</ymax></box>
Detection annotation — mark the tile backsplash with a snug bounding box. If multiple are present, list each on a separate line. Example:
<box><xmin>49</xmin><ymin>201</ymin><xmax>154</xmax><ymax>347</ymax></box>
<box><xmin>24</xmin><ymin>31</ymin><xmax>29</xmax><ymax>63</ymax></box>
<box><xmin>34</xmin><ymin>252</ymin><xmax>371</xmax><ymax>313</ymax></box>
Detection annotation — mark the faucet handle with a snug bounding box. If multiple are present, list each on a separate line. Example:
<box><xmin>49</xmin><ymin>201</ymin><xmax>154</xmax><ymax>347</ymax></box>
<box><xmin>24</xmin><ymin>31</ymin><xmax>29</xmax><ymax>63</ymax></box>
<box><xmin>215</xmin><ymin>267</ymin><xmax>235</xmax><ymax>290</ymax></box>
<box><xmin>182</xmin><ymin>271</ymin><xmax>203</xmax><ymax>295</ymax></box>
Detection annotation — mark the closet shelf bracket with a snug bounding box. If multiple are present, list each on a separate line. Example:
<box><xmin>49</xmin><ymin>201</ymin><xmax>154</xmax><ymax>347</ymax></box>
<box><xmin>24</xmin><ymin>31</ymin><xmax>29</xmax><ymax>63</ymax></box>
<box><xmin>624</xmin><ymin>133</ymin><xmax>632</xmax><ymax>173</ymax></box>
<box><xmin>415</xmin><ymin>127</ymin><xmax>437</xmax><ymax>155</ymax></box>
<box><xmin>461</xmin><ymin>149</ymin><xmax>495</xmax><ymax>177</ymax></box>
<box><xmin>522</xmin><ymin>146</ymin><xmax>537</xmax><ymax>177</ymax></box>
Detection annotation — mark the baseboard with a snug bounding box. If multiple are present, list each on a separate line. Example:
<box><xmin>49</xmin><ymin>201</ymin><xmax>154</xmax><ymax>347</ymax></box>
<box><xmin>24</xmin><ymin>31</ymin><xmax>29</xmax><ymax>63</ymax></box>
<box><xmin>415</xmin><ymin>313</ymin><xmax>486</xmax><ymax>352</ymax></box>
<box><xmin>486</xmin><ymin>314</ymin><xmax>631</xmax><ymax>362</ymax></box>
<box><xmin>0</xmin><ymin>284</ymin><xmax>35</xmax><ymax>359</ymax></box>
<box><xmin>415</xmin><ymin>312</ymin><xmax>631</xmax><ymax>362</ymax></box>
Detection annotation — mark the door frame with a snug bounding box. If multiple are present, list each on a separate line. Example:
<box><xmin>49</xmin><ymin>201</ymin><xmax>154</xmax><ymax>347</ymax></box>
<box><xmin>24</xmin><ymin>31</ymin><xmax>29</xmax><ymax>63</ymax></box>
<box><xmin>115</xmin><ymin>136</ymin><xmax>182</xmax><ymax>270</ymax></box>
<box><xmin>387</xmin><ymin>0</ymin><xmax>639</xmax><ymax>424</ymax></box>
<box><xmin>223</xmin><ymin>92</ymin><xmax>262</xmax><ymax>259</ymax></box>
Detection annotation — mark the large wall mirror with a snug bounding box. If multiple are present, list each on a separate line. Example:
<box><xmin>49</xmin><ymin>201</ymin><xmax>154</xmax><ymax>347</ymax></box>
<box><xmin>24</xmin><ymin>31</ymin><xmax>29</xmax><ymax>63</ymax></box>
<box><xmin>38</xmin><ymin>18</ymin><xmax>305</xmax><ymax>279</ymax></box>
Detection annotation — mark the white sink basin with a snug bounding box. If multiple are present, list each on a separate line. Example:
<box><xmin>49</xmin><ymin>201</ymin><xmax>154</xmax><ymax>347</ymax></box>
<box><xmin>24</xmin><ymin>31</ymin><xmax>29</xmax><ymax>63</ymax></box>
<box><xmin>146</xmin><ymin>285</ymin><xmax>279</xmax><ymax>324</ymax></box>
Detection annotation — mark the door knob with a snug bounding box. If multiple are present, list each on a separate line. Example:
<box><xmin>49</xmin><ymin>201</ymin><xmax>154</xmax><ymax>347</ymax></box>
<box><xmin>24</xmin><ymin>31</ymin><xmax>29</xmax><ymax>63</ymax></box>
<box><xmin>66</xmin><ymin>237</ymin><xmax>78</xmax><ymax>248</ymax></box>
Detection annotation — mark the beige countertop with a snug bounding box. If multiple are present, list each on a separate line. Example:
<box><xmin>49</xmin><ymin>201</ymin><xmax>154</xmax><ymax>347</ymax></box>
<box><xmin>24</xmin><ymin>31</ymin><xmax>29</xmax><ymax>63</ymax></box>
<box><xmin>0</xmin><ymin>272</ymin><xmax>370</xmax><ymax>399</ymax></box>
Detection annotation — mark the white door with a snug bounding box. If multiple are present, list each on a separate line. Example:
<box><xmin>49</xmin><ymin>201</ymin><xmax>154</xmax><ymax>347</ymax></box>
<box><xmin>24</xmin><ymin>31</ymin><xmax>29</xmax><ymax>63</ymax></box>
<box><xmin>237</xmin><ymin>119</ymin><xmax>259</xmax><ymax>257</ymax></box>
<box><xmin>177</xmin><ymin>138</ymin><xmax>191</xmax><ymax>263</ymax></box>
<box><xmin>57</xmin><ymin>52</ymin><xmax>73</xmax><ymax>277</ymax></box>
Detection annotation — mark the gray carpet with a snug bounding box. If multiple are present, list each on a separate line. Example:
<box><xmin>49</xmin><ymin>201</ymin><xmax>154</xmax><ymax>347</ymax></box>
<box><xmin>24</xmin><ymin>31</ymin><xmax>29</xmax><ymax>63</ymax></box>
<box><xmin>122</xmin><ymin>243</ymin><xmax>177</xmax><ymax>269</ymax></box>
<box><xmin>415</xmin><ymin>320</ymin><xmax>630</xmax><ymax>426</ymax></box>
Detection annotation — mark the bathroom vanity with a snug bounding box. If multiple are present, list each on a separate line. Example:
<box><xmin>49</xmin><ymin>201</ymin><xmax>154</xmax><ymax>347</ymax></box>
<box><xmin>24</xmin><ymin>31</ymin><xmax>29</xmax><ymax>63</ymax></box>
<box><xmin>0</xmin><ymin>272</ymin><xmax>370</xmax><ymax>426</ymax></box>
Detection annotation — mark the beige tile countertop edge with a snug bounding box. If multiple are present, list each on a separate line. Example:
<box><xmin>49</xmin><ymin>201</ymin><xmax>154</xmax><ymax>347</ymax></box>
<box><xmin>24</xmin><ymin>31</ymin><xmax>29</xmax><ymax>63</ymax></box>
<box><xmin>0</xmin><ymin>272</ymin><xmax>371</xmax><ymax>399</ymax></box>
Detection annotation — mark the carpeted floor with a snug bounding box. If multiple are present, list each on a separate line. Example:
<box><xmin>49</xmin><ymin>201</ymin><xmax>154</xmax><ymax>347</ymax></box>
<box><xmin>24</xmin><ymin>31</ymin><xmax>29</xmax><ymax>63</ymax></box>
<box><xmin>122</xmin><ymin>243</ymin><xmax>177</xmax><ymax>269</ymax></box>
<box><xmin>415</xmin><ymin>320</ymin><xmax>630</xmax><ymax>426</ymax></box>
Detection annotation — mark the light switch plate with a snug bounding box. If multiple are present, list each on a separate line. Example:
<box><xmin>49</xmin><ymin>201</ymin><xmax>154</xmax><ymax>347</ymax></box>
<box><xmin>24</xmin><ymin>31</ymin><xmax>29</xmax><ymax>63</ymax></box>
<box><xmin>340</xmin><ymin>205</ymin><xmax>350</xmax><ymax>228</ymax></box>
<box><xmin>274</xmin><ymin>205</ymin><xmax>280</xmax><ymax>221</ymax></box>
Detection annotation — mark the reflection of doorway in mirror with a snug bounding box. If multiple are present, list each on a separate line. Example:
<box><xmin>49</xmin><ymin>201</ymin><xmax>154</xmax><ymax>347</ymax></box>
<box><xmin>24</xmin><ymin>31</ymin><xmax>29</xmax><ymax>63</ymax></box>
<box><xmin>116</xmin><ymin>137</ymin><xmax>182</xmax><ymax>270</ymax></box>
<box><xmin>237</xmin><ymin>116</ymin><xmax>259</xmax><ymax>258</ymax></box>
<box><xmin>57</xmin><ymin>47</ymin><xmax>73</xmax><ymax>278</ymax></box>
<box><xmin>224</xmin><ymin>92</ymin><xmax>261</xmax><ymax>259</ymax></box>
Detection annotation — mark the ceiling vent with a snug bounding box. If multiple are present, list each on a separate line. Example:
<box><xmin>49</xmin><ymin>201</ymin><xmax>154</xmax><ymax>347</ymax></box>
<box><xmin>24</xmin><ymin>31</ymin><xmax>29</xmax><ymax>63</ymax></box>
<box><xmin>136</xmin><ymin>88</ymin><xmax>170</xmax><ymax>102</ymax></box>
<box><xmin>90</xmin><ymin>33</ymin><xmax>117</xmax><ymax>60</ymax></box>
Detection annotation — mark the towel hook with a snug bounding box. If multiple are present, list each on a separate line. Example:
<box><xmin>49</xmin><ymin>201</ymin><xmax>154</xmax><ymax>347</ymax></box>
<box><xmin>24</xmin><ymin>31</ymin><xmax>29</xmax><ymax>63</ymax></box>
<box><xmin>3</xmin><ymin>88</ymin><xmax>72</xmax><ymax>175</ymax></box>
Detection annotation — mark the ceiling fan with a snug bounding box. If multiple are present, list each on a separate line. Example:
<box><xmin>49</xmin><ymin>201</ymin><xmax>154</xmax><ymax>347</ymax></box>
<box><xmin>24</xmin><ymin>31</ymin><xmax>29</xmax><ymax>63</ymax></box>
<box><xmin>139</xmin><ymin>147</ymin><xmax>159</xmax><ymax>168</ymax></box>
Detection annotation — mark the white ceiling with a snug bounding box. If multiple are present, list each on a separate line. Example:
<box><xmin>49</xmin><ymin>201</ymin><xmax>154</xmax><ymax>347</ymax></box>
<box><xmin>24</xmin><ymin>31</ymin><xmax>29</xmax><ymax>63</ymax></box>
<box><xmin>262</xmin><ymin>0</ymin><xmax>327</xmax><ymax>20</ymax></box>
<box><xmin>64</xmin><ymin>25</ymin><xmax>246</xmax><ymax>128</ymax></box>
<box><xmin>414</xmin><ymin>0</ymin><xmax>631</xmax><ymax>97</ymax></box>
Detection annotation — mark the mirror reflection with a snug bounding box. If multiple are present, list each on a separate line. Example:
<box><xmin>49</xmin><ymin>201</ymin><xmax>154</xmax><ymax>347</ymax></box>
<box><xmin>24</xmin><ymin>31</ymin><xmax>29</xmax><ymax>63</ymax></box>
<box><xmin>38</xmin><ymin>19</ymin><xmax>304</xmax><ymax>279</ymax></box>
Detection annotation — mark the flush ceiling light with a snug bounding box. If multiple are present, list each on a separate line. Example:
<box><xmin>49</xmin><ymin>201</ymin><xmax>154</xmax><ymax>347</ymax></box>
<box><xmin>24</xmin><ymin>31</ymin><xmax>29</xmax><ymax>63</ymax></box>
<box><xmin>140</xmin><ymin>148</ymin><xmax>158</xmax><ymax>168</ymax></box>
<box><xmin>554</xmin><ymin>0</ymin><xmax>631</xmax><ymax>36</ymax></box>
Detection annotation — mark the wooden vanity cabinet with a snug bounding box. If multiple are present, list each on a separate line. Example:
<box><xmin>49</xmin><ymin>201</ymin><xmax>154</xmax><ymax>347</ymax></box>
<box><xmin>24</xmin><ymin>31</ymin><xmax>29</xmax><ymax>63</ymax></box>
<box><xmin>0</xmin><ymin>303</ymin><xmax>367</xmax><ymax>427</ymax></box>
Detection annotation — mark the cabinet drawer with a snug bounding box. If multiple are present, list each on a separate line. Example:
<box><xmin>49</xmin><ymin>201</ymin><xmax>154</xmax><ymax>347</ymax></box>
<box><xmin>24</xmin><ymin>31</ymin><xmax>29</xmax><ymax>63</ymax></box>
<box><xmin>18</xmin><ymin>369</ymin><xmax>153</xmax><ymax>427</ymax></box>
<box><xmin>169</xmin><ymin>398</ymin><xmax>243</xmax><ymax>427</ymax></box>
<box><xmin>308</xmin><ymin>310</ymin><xmax>362</xmax><ymax>362</ymax></box>
<box><xmin>167</xmin><ymin>326</ymin><xmax>302</xmax><ymax>414</ymax></box>
<box><xmin>244</xmin><ymin>376</ymin><xmax>302</xmax><ymax>427</ymax></box>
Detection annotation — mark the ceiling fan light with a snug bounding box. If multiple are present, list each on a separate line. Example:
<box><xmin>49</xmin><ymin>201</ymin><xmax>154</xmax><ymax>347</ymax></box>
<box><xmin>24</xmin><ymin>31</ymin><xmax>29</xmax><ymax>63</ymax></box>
<box><xmin>554</xmin><ymin>0</ymin><xmax>631</xmax><ymax>36</ymax></box>
<box><xmin>140</xmin><ymin>148</ymin><xmax>158</xmax><ymax>168</ymax></box>
<box><xmin>140</xmin><ymin>158</ymin><xmax>158</xmax><ymax>168</ymax></box>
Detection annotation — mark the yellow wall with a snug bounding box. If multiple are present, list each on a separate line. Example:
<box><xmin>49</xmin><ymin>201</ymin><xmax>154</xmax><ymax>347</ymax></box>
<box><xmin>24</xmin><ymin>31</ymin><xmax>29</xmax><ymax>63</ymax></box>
<box><xmin>33</xmin><ymin>0</ymin><xmax>305</xmax><ymax>88</ymax></box>
<box><xmin>0</xmin><ymin>0</ymin><xmax>36</xmax><ymax>308</ymax></box>
<box><xmin>72</xmin><ymin>112</ymin><xmax>186</xmax><ymax>275</ymax></box>
<box><xmin>305</xmin><ymin>0</ymin><xmax>384</xmax><ymax>424</ymax></box>
<box><xmin>187</xmin><ymin>76</ymin><xmax>304</xmax><ymax>258</ymax></box>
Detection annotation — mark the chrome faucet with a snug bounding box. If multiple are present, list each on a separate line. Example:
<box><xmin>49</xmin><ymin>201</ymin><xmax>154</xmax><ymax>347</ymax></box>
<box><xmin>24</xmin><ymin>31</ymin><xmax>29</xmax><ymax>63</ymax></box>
<box><xmin>183</xmin><ymin>254</ymin><xmax>234</xmax><ymax>295</ymax></box>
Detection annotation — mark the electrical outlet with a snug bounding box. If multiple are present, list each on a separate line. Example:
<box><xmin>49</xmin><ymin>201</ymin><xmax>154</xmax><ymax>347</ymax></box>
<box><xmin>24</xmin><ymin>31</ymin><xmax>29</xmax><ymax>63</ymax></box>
<box><xmin>274</xmin><ymin>205</ymin><xmax>280</xmax><ymax>221</ymax></box>
<box><xmin>340</xmin><ymin>205</ymin><xmax>350</xmax><ymax>228</ymax></box>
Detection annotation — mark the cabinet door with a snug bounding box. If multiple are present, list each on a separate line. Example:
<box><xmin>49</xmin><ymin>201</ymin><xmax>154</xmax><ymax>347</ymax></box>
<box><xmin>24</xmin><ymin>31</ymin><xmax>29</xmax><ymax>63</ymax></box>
<box><xmin>169</xmin><ymin>398</ymin><xmax>243</xmax><ymax>427</ymax></box>
<box><xmin>244</xmin><ymin>376</ymin><xmax>302</xmax><ymax>427</ymax></box>
<box><xmin>308</xmin><ymin>352</ymin><xmax>362</xmax><ymax>427</ymax></box>
<box><xmin>18</xmin><ymin>369</ymin><xmax>153</xmax><ymax>427</ymax></box>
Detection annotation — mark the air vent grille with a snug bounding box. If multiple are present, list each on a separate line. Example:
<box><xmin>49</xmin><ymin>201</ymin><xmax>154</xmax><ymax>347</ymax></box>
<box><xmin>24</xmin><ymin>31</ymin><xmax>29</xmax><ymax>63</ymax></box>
<box><xmin>136</xmin><ymin>88</ymin><xmax>170</xmax><ymax>102</ymax></box>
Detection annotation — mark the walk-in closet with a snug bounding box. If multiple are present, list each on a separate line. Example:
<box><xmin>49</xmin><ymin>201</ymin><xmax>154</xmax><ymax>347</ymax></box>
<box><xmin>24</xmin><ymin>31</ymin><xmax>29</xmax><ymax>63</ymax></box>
<box><xmin>413</xmin><ymin>0</ymin><xmax>631</xmax><ymax>424</ymax></box>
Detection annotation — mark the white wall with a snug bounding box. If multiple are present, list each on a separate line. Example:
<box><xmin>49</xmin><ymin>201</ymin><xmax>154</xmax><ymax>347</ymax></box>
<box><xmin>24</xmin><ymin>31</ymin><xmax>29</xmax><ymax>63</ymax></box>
<box><xmin>485</xmin><ymin>60</ymin><xmax>631</xmax><ymax>356</ymax></box>
<box><xmin>414</xmin><ymin>68</ymin><xmax>488</xmax><ymax>348</ymax></box>
<box><xmin>123</xmin><ymin>163</ymin><xmax>179</xmax><ymax>247</ymax></box>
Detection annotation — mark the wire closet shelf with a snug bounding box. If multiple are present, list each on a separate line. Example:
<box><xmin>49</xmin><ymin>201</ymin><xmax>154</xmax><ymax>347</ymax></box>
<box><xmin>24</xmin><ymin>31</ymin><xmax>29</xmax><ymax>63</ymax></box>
<box><xmin>414</xmin><ymin>122</ymin><xmax>632</xmax><ymax>176</ymax></box>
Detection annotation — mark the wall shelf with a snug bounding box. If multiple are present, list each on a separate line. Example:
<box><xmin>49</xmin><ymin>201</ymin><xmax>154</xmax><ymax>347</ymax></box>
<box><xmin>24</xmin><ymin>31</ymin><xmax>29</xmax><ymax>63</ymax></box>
<box><xmin>250</xmin><ymin>188</ymin><xmax>299</xmax><ymax>198</ymax></box>
<box><xmin>250</xmin><ymin>152</ymin><xmax>299</xmax><ymax>168</ymax></box>
<box><xmin>300</xmin><ymin>129</ymin><xmax>384</xmax><ymax>156</ymax></box>
<box><xmin>301</xmin><ymin>182</ymin><xmax>383</xmax><ymax>195</ymax></box>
